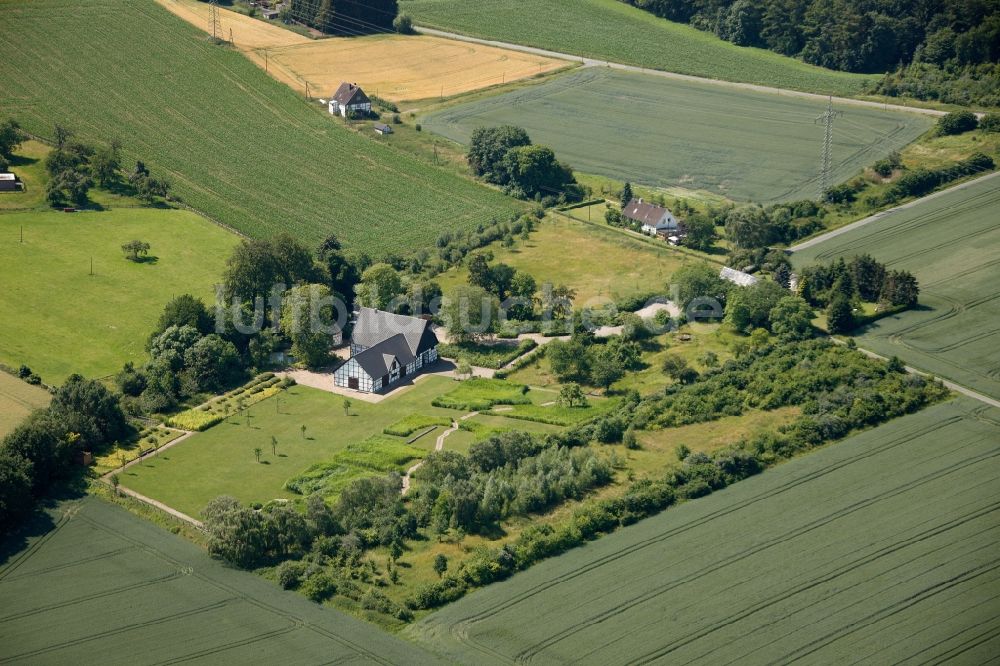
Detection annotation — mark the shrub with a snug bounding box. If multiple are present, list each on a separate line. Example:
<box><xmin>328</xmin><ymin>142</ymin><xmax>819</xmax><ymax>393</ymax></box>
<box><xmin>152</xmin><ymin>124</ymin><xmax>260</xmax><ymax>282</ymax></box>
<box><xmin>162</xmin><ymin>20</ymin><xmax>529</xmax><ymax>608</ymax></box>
<box><xmin>300</xmin><ymin>572</ymin><xmax>337</xmax><ymax>602</ymax></box>
<box><xmin>936</xmin><ymin>111</ymin><xmax>978</xmax><ymax>136</ymax></box>
<box><xmin>277</xmin><ymin>561</ymin><xmax>307</xmax><ymax>589</ymax></box>
<box><xmin>980</xmin><ymin>113</ymin><xmax>1000</xmax><ymax>133</ymax></box>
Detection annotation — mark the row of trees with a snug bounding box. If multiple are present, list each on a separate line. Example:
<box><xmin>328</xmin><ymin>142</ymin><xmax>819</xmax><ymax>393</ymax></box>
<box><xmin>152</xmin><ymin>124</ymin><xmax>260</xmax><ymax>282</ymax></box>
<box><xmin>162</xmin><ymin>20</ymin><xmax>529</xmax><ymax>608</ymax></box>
<box><xmin>0</xmin><ymin>376</ymin><xmax>131</xmax><ymax>534</ymax></box>
<box><xmin>467</xmin><ymin>125</ymin><xmax>585</xmax><ymax>201</ymax></box>
<box><xmin>287</xmin><ymin>0</ymin><xmax>398</xmax><ymax>35</ymax></box>
<box><xmin>620</xmin><ymin>0</ymin><xmax>999</xmax><ymax>74</ymax></box>
<box><xmin>42</xmin><ymin>126</ymin><xmax>169</xmax><ymax>207</ymax></box>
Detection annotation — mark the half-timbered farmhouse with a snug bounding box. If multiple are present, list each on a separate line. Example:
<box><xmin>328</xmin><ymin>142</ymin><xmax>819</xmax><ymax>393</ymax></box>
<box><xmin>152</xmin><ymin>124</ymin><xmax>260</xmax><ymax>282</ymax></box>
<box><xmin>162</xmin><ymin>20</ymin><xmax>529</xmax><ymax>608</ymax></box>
<box><xmin>333</xmin><ymin>308</ymin><xmax>439</xmax><ymax>393</ymax></box>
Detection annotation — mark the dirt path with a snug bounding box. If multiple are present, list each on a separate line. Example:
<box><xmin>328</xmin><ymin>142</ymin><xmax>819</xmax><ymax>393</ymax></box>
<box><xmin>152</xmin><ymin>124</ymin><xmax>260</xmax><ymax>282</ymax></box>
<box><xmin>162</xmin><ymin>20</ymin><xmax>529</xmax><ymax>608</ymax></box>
<box><xmin>788</xmin><ymin>171</ymin><xmax>1000</xmax><ymax>253</ymax></box>
<box><xmin>101</xmin><ymin>426</ymin><xmax>195</xmax><ymax>481</ymax></box>
<box><xmin>401</xmin><ymin>412</ymin><xmax>478</xmax><ymax>495</ymax></box>
<box><xmin>114</xmin><ymin>485</ymin><xmax>204</xmax><ymax>528</ymax></box>
<box><xmin>415</xmin><ymin>27</ymin><xmax>947</xmax><ymax>118</ymax></box>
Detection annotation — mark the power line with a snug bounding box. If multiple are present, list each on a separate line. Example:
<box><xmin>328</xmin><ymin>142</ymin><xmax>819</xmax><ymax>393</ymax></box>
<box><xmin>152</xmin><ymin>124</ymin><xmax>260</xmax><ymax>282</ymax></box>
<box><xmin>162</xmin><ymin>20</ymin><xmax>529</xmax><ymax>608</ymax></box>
<box><xmin>208</xmin><ymin>0</ymin><xmax>221</xmax><ymax>41</ymax></box>
<box><xmin>815</xmin><ymin>96</ymin><xmax>842</xmax><ymax>197</ymax></box>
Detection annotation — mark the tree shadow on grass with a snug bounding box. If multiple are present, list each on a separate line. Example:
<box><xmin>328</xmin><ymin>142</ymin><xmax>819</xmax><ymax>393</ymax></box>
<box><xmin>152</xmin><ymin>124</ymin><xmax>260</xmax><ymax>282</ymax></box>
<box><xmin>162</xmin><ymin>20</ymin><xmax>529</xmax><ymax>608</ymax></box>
<box><xmin>0</xmin><ymin>471</ymin><xmax>88</xmax><ymax>568</ymax></box>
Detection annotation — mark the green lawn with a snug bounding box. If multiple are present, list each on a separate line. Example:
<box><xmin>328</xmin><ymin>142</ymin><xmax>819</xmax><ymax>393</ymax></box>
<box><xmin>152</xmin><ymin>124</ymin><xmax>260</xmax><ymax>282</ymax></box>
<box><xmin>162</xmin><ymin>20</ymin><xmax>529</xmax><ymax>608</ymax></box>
<box><xmin>433</xmin><ymin>213</ymin><xmax>696</xmax><ymax>304</ymax></box>
<box><xmin>122</xmin><ymin>377</ymin><xmax>545</xmax><ymax>517</ymax></box>
<box><xmin>793</xmin><ymin>174</ymin><xmax>1000</xmax><ymax>400</ymax></box>
<box><xmin>423</xmin><ymin>68</ymin><xmax>933</xmax><ymax>203</ymax></box>
<box><xmin>407</xmin><ymin>397</ymin><xmax>1000</xmax><ymax>663</ymax></box>
<box><xmin>0</xmin><ymin>497</ymin><xmax>441</xmax><ymax>664</ymax></box>
<box><xmin>0</xmin><ymin>371</ymin><xmax>50</xmax><ymax>438</ymax></box>
<box><xmin>401</xmin><ymin>0</ymin><xmax>875</xmax><ymax>96</ymax></box>
<box><xmin>0</xmin><ymin>208</ymin><xmax>237</xmax><ymax>383</ymax></box>
<box><xmin>0</xmin><ymin>0</ymin><xmax>518</xmax><ymax>252</ymax></box>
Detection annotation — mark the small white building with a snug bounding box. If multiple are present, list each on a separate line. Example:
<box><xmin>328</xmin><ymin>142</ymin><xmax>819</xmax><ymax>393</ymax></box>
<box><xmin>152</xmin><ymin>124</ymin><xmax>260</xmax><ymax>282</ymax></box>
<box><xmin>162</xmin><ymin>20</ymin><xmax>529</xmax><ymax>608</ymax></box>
<box><xmin>328</xmin><ymin>82</ymin><xmax>371</xmax><ymax>118</ymax></box>
<box><xmin>0</xmin><ymin>173</ymin><xmax>22</xmax><ymax>193</ymax></box>
<box><xmin>373</xmin><ymin>123</ymin><xmax>393</xmax><ymax>135</ymax></box>
<box><xmin>719</xmin><ymin>266</ymin><xmax>759</xmax><ymax>287</ymax></box>
<box><xmin>333</xmin><ymin>308</ymin><xmax>439</xmax><ymax>393</ymax></box>
<box><xmin>622</xmin><ymin>198</ymin><xmax>678</xmax><ymax>236</ymax></box>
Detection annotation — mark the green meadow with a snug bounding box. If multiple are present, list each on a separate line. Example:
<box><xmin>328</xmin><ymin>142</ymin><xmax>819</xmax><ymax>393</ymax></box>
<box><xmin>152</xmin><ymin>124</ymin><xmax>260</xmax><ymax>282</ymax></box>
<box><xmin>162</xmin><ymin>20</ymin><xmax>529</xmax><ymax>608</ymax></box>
<box><xmin>0</xmin><ymin>208</ymin><xmax>236</xmax><ymax>383</ymax></box>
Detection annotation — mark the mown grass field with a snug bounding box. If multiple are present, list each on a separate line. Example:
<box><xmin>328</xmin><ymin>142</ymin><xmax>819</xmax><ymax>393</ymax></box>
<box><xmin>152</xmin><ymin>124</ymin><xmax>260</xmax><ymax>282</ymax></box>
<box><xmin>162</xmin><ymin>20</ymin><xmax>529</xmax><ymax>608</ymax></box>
<box><xmin>122</xmin><ymin>376</ymin><xmax>558</xmax><ymax>517</ymax></box>
<box><xmin>793</xmin><ymin>174</ymin><xmax>1000</xmax><ymax>400</ymax></box>
<box><xmin>433</xmin><ymin>213</ymin><xmax>696</xmax><ymax>304</ymax></box>
<box><xmin>402</xmin><ymin>0</ymin><xmax>876</xmax><ymax>96</ymax></box>
<box><xmin>408</xmin><ymin>397</ymin><xmax>1000</xmax><ymax>663</ymax></box>
<box><xmin>0</xmin><ymin>372</ymin><xmax>50</xmax><ymax>439</ymax></box>
<box><xmin>0</xmin><ymin>497</ymin><xmax>441</xmax><ymax>664</ymax></box>
<box><xmin>160</xmin><ymin>0</ymin><xmax>567</xmax><ymax>103</ymax></box>
<box><xmin>0</xmin><ymin>0</ymin><xmax>519</xmax><ymax>252</ymax></box>
<box><xmin>424</xmin><ymin>68</ymin><xmax>933</xmax><ymax>202</ymax></box>
<box><xmin>0</xmin><ymin>208</ymin><xmax>236</xmax><ymax>384</ymax></box>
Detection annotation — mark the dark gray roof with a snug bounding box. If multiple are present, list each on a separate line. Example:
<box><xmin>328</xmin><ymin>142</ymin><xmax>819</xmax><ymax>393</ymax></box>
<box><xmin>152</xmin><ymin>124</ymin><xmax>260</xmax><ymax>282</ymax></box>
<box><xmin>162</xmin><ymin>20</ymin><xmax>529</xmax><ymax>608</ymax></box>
<box><xmin>331</xmin><ymin>82</ymin><xmax>369</xmax><ymax>107</ymax></box>
<box><xmin>622</xmin><ymin>198</ymin><xmax>673</xmax><ymax>226</ymax></box>
<box><xmin>352</xmin><ymin>308</ymin><xmax>437</xmax><ymax>356</ymax></box>
<box><xmin>373</xmin><ymin>123</ymin><xmax>392</xmax><ymax>132</ymax></box>
<box><xmin>351</xmin><ymin>333</ymin><xmax>414</xmax><ymax>378</ymax></box>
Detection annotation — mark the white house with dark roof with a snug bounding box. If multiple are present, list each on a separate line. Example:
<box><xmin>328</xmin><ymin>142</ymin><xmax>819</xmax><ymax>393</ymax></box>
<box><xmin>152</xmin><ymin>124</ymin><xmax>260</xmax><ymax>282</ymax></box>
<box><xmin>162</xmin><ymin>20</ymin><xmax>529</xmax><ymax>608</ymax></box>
<box><xmin>333</xmin><ymin>308</ymin><xmax>439</xmax><ymax>393</ymax></box>
<box><xmin>328</xmin><ymin>82</ymin><xmax>371</xmax><ymax>118</ymax></box>
<box><xmin>623</xmin><ymin>198</ymin><xmax>678</xmax><ymax>236</ymax></box>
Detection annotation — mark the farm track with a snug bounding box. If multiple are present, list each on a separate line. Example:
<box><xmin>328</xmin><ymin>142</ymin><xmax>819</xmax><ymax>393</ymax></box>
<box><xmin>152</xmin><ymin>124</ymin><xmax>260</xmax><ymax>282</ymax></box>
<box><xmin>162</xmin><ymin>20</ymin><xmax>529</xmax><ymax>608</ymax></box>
<box><xmin>788</xmin><ymin>171</ymin><xmax>1000</xmax><ymax>253</ymax></box>
<box><xmin>792</xmin><ymin>174</ymin><xmax>1000</xmax><ymax>403</ymax></box>
<box><xmin>416</xmin><ymin>27</ymin><xmax>946</xmax><ymax>118</ymax></box>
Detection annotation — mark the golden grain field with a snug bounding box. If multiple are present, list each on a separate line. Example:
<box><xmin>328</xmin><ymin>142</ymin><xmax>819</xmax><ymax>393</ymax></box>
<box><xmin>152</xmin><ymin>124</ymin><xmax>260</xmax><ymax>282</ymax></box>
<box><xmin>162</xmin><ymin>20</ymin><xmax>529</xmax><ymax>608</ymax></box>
<box><xmin>158</xmin><ymin>0</ymin><xmax>567</xmax><ymax>102</ymax></box>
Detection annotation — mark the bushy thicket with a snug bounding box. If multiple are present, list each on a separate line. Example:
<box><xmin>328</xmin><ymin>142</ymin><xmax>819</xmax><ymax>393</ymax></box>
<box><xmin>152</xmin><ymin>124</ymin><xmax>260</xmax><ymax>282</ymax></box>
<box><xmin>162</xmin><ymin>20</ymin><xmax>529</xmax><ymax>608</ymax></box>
<box><xmin>408</xmin><ymin>431</ymin><xmax>613</xmax><ymax>533</ymax></box>
<box><xmin>0</xmin><ymin>375</ymin><xmax>131</xmax><ymax>534</ymax></box>
<box><xmin>406</xmin><ymin>339</ymin><xmax>948</xmax><ymax>610</ymax></box>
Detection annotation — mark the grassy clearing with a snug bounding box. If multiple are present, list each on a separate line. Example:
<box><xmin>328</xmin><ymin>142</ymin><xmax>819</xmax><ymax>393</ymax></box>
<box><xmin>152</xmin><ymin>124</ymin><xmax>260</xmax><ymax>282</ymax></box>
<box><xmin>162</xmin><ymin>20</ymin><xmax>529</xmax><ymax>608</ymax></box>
<box><xmin>121</xmin><ymin>377</ymin><xmax>536</xmax><ymax>517</ymax></box>
<box><xmin>431</xmin><ymin>378</ymin><xmax>531</xmax><ymax>411</ymax></box>
<box><xmin>0</xmin><ymin>0</ymin><xmax>519</xmax><ymax>252</ymax></box>
<box><xmin>0</xmin><ymin>372</ymin><xmax>50</xmax><ymax>439</ymax></box>
<box><xmin>437</xmin><ymin>339</ymin><xmax>536</xmax><ymax>369</ymax></box>
<box><xmin>793</xmin><ymin>174</ymin><xmax>1000</xmax><ymax>399</ymax></box>
<box><xmin>433</xmin><ymin>214</ymin><xmax>695</xmax><ymax>305</ymax></box>
<box><xmin>506</xmin><ymin>322</ymin><xmax>737</xmax><ymax>395</ymax></box>
<box><xmin>482</xmin><ymin>397</ymin><xmax>619</xmax><ymax>426</ymax></box>
<box><xmin>284</xmin><ymin>435</ymin><xmax>427</xmax><ymax>499</ymax></box>
<box><xmin>407</xmin><ymin>397</ymin><xmax>1000</xmax><ymax>663</ymax></box>
<box><xmin>0</xmin><ymin>497</ymin><xmax>439</xmax><ymax>664</ymax></box>
<box><xmin>0</xmin><ymin>208</ymin><xmax>236</xmax><ymax>383</ymax></box>
<box><xmin>424</xmin><ymin>68</ymin><xmax>932</xmax><ymax>203</ymax></box>
<box><xmin>401</xmin><ymin>0</ymin><xmax>874</xmax><ymax>95</ymax></box>
<box><xmin>384</xmin><ymin>413</ymin><xmax>452</xmax><ymax>437</ymax></box>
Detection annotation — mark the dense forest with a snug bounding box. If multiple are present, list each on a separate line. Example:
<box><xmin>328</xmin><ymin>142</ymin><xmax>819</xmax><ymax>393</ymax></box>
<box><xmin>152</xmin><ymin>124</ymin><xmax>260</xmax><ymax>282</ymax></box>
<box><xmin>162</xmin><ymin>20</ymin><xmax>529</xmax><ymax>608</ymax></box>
<box><xmin>287</xmin><ymin>0</ymin><xmax>398</xmax><ymax>34</ymax></box>
<box><xmin>621</xmin><ymin>0</ymin><xmax>1000</xmax><ymax>105</ymax></box>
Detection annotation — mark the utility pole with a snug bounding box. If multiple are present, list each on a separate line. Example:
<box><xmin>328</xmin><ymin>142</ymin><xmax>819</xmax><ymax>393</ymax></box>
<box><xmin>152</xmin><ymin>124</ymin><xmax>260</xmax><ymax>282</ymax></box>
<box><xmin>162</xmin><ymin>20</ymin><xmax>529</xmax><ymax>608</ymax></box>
<box><xmin>815</xmin><ymin>96</ymin><xmax>842</xmax><ymax>198</ymax></box>
<box><xmin>229</xmin><ymin>27</ymin><xmax>234</xmax><ymax>45</ymax></box>
<box><xmin>208</xmin><ymin>0</ymin><xmax>221</xmax><ymax>41</ymax></box>
<box><xmin>264</xmin><ymin>49</ymin><xmax>268</xmax><ymax>72</ymax></box>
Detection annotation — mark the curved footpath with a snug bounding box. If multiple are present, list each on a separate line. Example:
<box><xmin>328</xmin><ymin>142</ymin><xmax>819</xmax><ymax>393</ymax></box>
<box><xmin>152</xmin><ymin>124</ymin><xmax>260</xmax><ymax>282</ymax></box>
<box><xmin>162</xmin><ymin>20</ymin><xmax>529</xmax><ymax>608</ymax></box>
<box><xmin>416</xmin><ymin>26</ymin><xmax>947</xmax><ymax>118</ymax></box>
